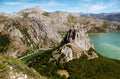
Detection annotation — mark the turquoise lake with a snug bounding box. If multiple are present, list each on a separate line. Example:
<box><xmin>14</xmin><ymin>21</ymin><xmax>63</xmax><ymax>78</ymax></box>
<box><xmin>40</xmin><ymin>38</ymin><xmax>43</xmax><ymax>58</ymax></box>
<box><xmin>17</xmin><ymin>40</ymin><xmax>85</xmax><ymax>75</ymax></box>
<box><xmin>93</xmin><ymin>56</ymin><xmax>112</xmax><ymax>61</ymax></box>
<box><xmin>89</xmin><ymin>31</ymin><xmax>120</xmax><ymax>60</ymax></box>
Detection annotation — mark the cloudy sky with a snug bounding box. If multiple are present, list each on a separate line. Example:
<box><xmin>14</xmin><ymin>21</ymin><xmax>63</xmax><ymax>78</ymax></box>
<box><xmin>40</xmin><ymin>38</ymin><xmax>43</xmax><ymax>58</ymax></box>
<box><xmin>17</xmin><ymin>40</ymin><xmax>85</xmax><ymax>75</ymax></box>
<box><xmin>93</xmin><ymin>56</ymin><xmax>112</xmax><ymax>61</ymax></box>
<box><xmin>0</xmin><ymin>0</ymin><xmax>120</xmax><ymax>13</ymax></box>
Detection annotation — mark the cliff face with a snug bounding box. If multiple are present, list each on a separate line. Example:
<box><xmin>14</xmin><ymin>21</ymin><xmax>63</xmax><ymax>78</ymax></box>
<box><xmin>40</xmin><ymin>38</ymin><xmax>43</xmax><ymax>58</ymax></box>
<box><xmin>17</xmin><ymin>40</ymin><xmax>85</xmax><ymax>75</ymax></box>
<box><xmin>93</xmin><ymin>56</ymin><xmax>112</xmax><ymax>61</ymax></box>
<box><xmin>52</xmin><ymin>24</ymin><xmax>98</xmax><ymax>62</ymax></box>
<box><xmin>0</xmin><ymin>6</ymin><xmax>62</xmax><ymax>57</ymax></box>
<box><xmin>61</xmin><ymin>24</ymin><xmax>93</xmax><ymax>50</ymax></box>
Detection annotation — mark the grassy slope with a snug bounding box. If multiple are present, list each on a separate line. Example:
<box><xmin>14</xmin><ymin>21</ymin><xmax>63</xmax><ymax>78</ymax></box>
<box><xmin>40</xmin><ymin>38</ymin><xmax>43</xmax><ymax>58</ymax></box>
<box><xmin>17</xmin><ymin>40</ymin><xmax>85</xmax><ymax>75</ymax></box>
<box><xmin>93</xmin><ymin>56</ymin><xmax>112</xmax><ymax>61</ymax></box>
<box><xmin>64</xmin><ymin>56</ymin><xmax>120</xmax><ymax>79</ymax></box>
<box><xmin>28</xmin><ymin>51</ymin><xmax>120</xmax><ymax>79</ymax></box>
<box><xmin>0</xmin><ymin>54</ymin><xmax>47</xmax><ymax>79</ymax></box>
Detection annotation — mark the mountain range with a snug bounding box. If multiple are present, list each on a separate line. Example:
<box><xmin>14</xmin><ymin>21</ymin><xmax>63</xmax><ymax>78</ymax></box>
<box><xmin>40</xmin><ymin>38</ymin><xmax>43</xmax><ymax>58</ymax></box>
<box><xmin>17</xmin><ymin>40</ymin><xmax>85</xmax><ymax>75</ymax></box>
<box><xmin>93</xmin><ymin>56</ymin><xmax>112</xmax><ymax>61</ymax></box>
<box><xmin>0</xmin><ymin>6</ymin><xmax>120</xmax><ymax>79</ymax></box>
<box><xmin>80</xmin><ymin>12</ymin><xmax>120</xmax><ymax>22</ymax></box>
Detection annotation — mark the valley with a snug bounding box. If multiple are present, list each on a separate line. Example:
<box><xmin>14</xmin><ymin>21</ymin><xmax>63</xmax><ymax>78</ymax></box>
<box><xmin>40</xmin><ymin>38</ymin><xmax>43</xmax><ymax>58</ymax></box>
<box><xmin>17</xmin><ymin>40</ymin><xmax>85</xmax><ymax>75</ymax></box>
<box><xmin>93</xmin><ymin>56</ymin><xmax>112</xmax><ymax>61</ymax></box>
<box><xmin>0</xmin><ymin>5</ymin><xmax>120</xmax><ymax>79</ymax></box>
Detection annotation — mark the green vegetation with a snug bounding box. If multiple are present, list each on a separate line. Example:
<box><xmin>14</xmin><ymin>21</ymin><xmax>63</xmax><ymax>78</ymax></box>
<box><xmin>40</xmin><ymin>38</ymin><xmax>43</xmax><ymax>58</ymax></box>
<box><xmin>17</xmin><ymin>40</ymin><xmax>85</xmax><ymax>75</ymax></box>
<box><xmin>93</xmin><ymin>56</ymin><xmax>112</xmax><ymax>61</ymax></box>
<box><xmin>22</xmin><ymin>12</ymin><xmax>29</xmax><ymax>18</ymax></box>
<box><xmin>88</xmin><ymin>47</ymin><xmax>94</xmax><ymax>55</ymax></box>
<box><xmin>88</xmin><ymin>27</ymin><xmax>107</xmax><ymax>33</ymax></box>
<box><xmin>28</xmin><ymin>50</ymin><xmax>120</xmax><ymax>79</ymax></box>
<box><xmin>64</xmin><ymin>56</ymin><xmax>120</xmax><ymax>79</ymax></box>
<box><xmin>0</xmin><ymin>54</ymin><xmax>46</xmax><ymax>79</ymax></box>
<box><xmin>0</xmin><ymin>33</ymin><xmax>11</xmax><ymax>52</ymax></box>
<box><xmin>64</xmin><ymin>15</ymin><xmax>76</xmax><ymax>27</ymax></box>
<box><xmin>12</xmin><ymin>20</ymin><xmax>40</xmax><ymax>56</ymax></box>
<box><xmin>0</xmin><ymin>15</ymin><xmax>7</xmax><ymax>23</ymax></box>
<box><xmin>42</xmin><ymin>12</ymin><xmax>50</xmax><ymax>17</ymax></box>
<box><xmin>0</xmin><ymin>61</ymin><xmax>9</xmax><ymax>78</ymax></box>
<box><xmin>58</xmin><ymin>32</ymin><xmax>67</xmax><ymax>38</ymax></box>
<box><xmin>102</xmin><ymin>21</ymin><xmax>110</xmax><ymax>28</ymax></box>
<box><xmin>28</xmin><ymin>51</ymin><xmax>61</xmax><ymax>78</ymax></box>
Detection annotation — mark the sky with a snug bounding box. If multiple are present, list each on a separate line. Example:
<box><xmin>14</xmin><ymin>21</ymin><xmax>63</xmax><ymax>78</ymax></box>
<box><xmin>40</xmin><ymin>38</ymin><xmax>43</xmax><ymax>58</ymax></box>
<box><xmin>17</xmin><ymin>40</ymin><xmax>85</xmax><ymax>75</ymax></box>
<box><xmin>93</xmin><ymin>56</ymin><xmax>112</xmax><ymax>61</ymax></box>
<box><xmin>0</xmin><ymin>0</ymin><xmax>120</xmax><ymax>13</ymax></box>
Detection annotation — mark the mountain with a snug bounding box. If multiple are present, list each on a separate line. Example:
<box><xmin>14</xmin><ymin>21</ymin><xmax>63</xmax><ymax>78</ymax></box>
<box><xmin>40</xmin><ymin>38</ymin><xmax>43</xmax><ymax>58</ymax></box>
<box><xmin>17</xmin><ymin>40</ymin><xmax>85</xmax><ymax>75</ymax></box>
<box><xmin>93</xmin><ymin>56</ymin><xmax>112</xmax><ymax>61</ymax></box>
<box><xmin>0</xmin><ymin>6</ymin><xmax>120</xmax><ymax>58</ymax></box>
<box><xmin>80</xmin><ymin>12</ymin><xmax>120</xmax><ymax>22</ymax></box>
<box><xmin>28</xmin><ymin>25</ymin><xmax>120</xmax><ymax>79</ymax></box>
<box><xmin>0</xmin><ymin>6</ymin><xmax>120</xmax><ymax>79</ymax></box>
<box><xmin>0</xmin><ymin>6</ymin><xmax>62</xmax><ymax>57</ymax></box>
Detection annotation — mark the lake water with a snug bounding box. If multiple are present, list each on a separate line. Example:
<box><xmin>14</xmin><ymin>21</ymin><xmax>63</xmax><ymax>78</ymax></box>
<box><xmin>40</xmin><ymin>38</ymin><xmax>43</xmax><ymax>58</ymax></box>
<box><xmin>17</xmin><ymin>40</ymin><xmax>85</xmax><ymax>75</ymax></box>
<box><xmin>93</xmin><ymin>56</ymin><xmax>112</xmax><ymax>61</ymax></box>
<box><xmin>89</xmin><ymin>31</ymin><xmax>120</xmax><ymax>60</ymax></box>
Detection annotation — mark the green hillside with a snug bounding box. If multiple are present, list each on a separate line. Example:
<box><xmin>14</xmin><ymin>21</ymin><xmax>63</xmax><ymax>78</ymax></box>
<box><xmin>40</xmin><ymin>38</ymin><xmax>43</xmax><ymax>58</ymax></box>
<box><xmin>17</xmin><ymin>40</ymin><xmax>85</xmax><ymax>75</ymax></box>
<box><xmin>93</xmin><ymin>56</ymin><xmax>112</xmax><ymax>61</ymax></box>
<box><xmin>28</xmin><ymin>51</ymin><xmax>120</xmax><ymax>79</ymax></box>
<box><xmin>0</xmin><ymin>54</ymin><xmax>47</xmax><ymax>79</ymax></box>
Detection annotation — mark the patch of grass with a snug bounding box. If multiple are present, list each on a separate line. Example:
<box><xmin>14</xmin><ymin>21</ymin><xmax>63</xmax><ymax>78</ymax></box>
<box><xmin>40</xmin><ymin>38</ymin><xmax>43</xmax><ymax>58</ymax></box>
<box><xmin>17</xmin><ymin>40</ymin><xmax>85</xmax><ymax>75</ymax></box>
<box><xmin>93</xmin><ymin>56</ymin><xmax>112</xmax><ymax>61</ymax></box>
<box><xmin>64</xmin><ymin>15</ymin><xmax>76</xmax><ymax>27</ymax></box>
<box><xmin>0</xmin><ymin>54</ymin><xmax>45</xmax><ymax>79</ymax></box>
<box><xmin>42</xmin><ymin>12</ymin><xmax>50</xmax><ymax>17</ymax></box>
<box><xmin>58</xmin><ymin>32</ymin><xmax>67</xmax><ymax>38</ymax></box>
<box><xmin>102</xmin><ymin>21</ymin><xmax>110</xmax><ymax>28</ymax></box>
<box><xmin>22</xmin><ymin>12</ymin><xmax>29</xmax><ymax>18</ymax></box>
<box><xmin>0</xmin><ymin>62</ymin><xmax>9</xmax><ymax>78</ymax></box>
<box><xmin>88</xmin><ymin>27</ymin><xmax>107</xmax><ymax>33</ymax></box>
<box><xmin>57</xmin><ymin>70</ymin><xmax>69</xmax><ymax>78</ymax></box>
<box><xmin>0</xmin><ymin>15</ymin><xmax>7</xmax><ymax>23</ymax></box>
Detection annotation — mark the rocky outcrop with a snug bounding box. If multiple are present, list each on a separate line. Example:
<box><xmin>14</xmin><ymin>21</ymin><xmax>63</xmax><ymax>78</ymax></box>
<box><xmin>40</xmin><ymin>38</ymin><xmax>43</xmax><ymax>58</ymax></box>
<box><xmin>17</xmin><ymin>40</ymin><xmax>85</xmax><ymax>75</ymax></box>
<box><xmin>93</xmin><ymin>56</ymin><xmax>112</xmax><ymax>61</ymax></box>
<box><xmin>52</xmin><ymin>24</ymin><xmax>98</xmax><ymax>62</ymax></box>
<box><xmin>61</xmin><ymin>24</ymin><xmax>93</xmax><ymax>50</ymax></box>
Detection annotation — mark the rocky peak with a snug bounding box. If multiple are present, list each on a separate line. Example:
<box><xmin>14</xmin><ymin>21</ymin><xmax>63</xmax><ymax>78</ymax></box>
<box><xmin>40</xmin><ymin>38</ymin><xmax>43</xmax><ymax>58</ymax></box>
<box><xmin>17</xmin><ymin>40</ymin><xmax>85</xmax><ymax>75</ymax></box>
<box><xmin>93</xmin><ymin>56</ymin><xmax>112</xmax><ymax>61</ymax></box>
<box><xmin>8</xmin><ymin>6</ymin><xmax>44</xmax><ymax>18</ymax></box>
<box><xmin>52</xmin><ymin>24</ymin><xmax>98</xmax><ymax>63</ymax></box>
<box><xmin>20</xmin><ymin>5</ymin><xmax>44</xmax><ymax>13</ymax></box>
<box><xmin>62</xmin><ymin>24</ymin><xmax>93</xmax><ymax>50</ymax></box>
<box><xmin>33</xmin><ymin>5</ymin><xmax>42</xmax><ymax>11</ymax></box>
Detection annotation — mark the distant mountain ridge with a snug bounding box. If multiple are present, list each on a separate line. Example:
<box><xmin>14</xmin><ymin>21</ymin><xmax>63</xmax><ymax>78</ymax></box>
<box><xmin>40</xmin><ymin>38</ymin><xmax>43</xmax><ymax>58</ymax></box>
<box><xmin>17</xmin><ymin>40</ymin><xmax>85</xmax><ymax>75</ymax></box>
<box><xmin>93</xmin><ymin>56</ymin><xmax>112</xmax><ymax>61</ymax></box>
<box><xmin>80</xmin><ymin>12</ymin><xmax>120</xmax><ymax>22</ymax></box>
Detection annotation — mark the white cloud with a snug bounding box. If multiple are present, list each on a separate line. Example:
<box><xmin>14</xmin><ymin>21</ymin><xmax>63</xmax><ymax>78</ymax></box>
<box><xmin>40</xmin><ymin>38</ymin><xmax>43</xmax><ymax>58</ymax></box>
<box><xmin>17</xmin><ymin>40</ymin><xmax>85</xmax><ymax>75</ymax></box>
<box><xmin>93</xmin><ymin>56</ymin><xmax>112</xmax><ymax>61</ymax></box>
<box><xmin>41</xmin><ymin>1</ymin><xmax>65</xmax><ymax>7</ymax></box>
<box><xmin>22</xmin><ymin>3</ymin><xmax>40</xmax><ymax>8</ymax></box>
<box><xmin>4</xmin><ymin>2</ymin><xmax>26</xmax><ymax>5</ymax></box>
<box><xmin>89</xmin><ymin>4</ymin><xmax>107</xmax><ymax>12</ymax></box>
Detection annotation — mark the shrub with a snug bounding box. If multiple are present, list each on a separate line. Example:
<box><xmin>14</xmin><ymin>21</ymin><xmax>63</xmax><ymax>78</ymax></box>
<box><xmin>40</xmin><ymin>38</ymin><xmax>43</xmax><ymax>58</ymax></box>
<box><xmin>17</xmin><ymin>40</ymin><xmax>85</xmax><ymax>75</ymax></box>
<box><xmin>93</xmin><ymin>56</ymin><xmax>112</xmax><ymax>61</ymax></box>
<box><xmin>0</xmin><ymin>33</ymin><xmax>11</xmax><ymax>52</ymax></box>
<box><xmin>42</xmin><ymin>12</ymin><xmax>50</xmax><ymax>17</ymax></box>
